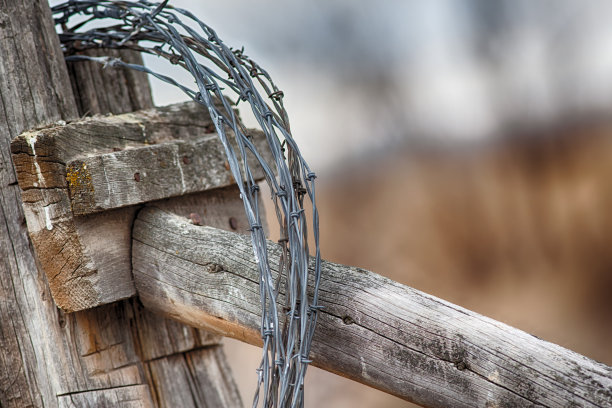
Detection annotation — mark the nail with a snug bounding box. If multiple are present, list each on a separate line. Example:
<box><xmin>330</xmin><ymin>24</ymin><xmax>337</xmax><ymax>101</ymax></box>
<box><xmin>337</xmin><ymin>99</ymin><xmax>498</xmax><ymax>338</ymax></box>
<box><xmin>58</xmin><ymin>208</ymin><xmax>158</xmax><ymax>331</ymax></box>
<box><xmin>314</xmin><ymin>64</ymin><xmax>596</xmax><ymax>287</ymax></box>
<box><xmin>190</xmin><ymin>212</ymin><xmax>202</xmax><ymax>226</ymax></box>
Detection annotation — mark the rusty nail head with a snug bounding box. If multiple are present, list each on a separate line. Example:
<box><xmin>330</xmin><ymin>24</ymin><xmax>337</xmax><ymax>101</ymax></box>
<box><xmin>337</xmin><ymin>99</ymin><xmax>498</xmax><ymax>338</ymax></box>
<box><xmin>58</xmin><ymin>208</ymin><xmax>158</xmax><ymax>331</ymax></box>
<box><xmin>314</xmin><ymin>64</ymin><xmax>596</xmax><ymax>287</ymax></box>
<box><xmin>134</xmin><ymin>172</ymin><xmax>141</xmax><ymax>182</ymax></box>
<box><xmin>190</xmin><ymin>212</ymin><xmax>202</xmax><ymax>226</ymax></box>
<box><xmin>229</xmin><ymin>217</ymin><xmax>238</xmax><ymax>230</ymax></box>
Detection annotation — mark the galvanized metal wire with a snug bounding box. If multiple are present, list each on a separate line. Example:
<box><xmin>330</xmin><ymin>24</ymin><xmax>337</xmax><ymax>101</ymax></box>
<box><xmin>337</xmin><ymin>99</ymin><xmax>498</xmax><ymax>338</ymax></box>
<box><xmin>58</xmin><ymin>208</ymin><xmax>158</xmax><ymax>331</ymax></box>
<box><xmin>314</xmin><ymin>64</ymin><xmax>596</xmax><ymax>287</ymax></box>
<box><xmin>52</xmin><ymin>2</ymin><xmax>322</xmax><ymax>407</ymax></box>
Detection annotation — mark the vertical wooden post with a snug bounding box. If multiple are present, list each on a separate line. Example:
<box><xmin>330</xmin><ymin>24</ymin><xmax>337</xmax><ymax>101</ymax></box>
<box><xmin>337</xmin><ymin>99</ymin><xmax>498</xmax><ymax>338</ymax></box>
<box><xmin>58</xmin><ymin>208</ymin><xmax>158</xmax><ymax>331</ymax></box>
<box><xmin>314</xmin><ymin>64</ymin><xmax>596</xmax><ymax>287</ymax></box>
<box><xmin>0</xmin><ymin>1</ymin><xmax>242</xmax><ymax>406</ymax></box>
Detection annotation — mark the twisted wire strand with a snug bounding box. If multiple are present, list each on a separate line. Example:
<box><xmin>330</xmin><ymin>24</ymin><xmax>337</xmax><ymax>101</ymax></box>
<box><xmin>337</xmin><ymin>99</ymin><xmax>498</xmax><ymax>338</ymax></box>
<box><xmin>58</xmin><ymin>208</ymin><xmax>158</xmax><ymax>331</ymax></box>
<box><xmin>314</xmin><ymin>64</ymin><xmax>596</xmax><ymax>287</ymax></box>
<box><xmin>51</xmin><ymin>2</ymin><xmax>322</xmax><ymax>407</ymax></box>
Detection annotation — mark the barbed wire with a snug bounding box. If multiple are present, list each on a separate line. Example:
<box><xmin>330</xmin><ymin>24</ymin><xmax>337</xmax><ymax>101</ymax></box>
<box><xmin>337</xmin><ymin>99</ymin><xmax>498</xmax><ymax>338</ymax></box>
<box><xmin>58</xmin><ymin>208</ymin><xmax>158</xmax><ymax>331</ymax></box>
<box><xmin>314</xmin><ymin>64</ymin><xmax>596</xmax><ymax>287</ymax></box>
<box><xmin>51</xmin><ymin>1</ymin><xmax>322</xmax><ymax>407</ymax></box>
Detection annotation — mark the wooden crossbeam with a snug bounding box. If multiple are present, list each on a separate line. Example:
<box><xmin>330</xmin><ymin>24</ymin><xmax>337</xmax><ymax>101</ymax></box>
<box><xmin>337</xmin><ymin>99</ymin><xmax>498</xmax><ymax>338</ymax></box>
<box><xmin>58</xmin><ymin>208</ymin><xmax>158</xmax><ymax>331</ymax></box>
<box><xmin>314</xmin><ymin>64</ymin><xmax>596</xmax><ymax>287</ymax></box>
<box><xmin>67</xmin><ymin>134</ymin><xmax>249</xmax><ymax>215</ymax></box>
<box><xmin>10</xmin><ymin>101</ymin><xmax>269</xmax><ymax>311</ymax></box>
<box><xmin>132</xmin><ymin>206</ymin><xmax>612</xmax><ymax>408</ymax></box>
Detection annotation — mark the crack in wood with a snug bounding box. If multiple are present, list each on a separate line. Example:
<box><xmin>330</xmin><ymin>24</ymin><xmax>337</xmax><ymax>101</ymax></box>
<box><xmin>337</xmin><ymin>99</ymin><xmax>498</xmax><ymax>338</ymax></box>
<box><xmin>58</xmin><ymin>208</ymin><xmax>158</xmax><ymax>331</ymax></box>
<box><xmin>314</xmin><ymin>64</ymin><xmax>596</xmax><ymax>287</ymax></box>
<box><xmin>55</xmin><ymin>384</ymin><xmax>147</xmax><ymax>398</ymax></box>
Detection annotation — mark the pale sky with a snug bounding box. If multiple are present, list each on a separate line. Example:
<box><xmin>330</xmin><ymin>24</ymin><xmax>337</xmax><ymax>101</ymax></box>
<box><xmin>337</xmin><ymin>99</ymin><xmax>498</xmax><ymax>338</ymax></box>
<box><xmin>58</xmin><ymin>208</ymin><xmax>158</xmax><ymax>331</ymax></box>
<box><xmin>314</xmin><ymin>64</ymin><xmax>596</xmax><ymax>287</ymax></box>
<box><xmin>51</xmin><ymin>0</ymin><xmax>612</xmax><ymax>168</ymax></box>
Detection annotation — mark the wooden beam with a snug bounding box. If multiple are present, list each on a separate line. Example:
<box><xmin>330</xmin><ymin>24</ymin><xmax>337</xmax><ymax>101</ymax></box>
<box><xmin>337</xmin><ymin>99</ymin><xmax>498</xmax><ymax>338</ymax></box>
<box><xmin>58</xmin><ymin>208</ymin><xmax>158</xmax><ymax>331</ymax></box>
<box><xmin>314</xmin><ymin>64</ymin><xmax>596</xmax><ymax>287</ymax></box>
<box><xmin>10</xmin><ymin>100</ymin><xmax>268</xmax><ymax>311</ymax></box>
<box><xmin>65</xmin><ymin>129</ymin><xmax>265</xmax><ymax>216</ymax></box>
<box><xmin>11</xmin><ymin>100</ymin><xmax>263</xmax><ymax>215</ymax></box>
<box><xmin>132</xmin><ymin>206</ymin><xmax>612</xmax><ymax>408</ymax></box>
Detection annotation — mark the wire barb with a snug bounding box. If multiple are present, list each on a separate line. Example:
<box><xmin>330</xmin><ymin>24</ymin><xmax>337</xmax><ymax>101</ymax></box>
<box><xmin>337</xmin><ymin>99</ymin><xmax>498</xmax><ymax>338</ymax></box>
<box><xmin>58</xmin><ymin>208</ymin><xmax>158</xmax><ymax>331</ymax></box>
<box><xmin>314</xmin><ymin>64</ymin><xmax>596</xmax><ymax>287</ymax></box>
<box><xmin>51</xmin><ymin>2</ymin><xmax>321</xmax><ymax>407</ymax></box>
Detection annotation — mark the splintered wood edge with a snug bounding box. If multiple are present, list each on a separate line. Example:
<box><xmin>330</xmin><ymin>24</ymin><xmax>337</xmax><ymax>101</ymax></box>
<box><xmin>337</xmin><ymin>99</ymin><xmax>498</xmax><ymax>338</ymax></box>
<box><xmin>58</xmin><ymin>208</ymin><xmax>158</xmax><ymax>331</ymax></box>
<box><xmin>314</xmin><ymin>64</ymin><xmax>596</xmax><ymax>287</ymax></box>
<box><xmin>11</xmin><ymin>134</ymin><xmax>134</xmax><ymax>312</ymax></box>
<box><xmin>9</xmin><ymin>100</ymin><xmax>266</xmax><ymax>312</ymax></box>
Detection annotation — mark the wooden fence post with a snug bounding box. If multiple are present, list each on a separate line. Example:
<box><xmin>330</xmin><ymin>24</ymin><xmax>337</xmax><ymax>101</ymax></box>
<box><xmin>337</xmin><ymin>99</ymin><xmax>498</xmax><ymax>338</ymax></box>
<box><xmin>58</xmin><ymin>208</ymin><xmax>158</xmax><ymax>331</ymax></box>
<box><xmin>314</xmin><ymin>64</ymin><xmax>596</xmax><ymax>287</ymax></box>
<box><xmin>0</xmin><ymin>1</ymin><xmax>242</xmax><ymax>406</ymax></box>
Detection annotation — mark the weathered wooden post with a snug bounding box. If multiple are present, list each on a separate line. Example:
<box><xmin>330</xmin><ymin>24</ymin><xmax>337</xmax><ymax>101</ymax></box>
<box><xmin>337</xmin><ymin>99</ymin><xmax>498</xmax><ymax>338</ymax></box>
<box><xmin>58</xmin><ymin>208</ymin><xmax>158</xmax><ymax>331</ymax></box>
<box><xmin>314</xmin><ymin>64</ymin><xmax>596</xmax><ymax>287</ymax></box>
<box><xmin>0</xmin><ymin>1</ymin><xmax>244</xmax><ymax>406</ymax></box>
<box><xmin>2</xmin><ymin>2</ymin><xmax>611</xmax><ymax>408</ymax></box>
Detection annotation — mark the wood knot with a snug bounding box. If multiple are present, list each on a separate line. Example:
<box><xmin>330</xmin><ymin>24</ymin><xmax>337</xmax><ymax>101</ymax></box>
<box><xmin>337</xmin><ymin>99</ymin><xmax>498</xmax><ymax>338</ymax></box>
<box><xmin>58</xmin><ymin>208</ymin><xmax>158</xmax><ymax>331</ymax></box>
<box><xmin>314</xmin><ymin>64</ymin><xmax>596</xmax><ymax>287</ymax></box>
<box><xmin>455</xmin><ymin>360</ymin><xmax>468</xmax><ymax>371</ymax></box>
<box><xmin>207</xmin><ymin>264</ymin><xmax>224</xmax><ymax>273</ymax></box>
<box><xmin>342</xmin><ymin>315</ymin><xmax>355</xmax><ymax>325</ymax></box>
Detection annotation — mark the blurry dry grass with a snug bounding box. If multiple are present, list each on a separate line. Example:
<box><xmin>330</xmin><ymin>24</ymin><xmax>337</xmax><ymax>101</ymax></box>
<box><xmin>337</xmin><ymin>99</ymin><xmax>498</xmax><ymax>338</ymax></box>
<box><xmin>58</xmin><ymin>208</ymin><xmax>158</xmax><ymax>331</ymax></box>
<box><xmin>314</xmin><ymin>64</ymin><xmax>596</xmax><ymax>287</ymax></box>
<box><xmin>318</xmin><ymin>123</ymin><xmax>612</xmax><ymax>366</ymax></box>
<box><xmin>225</xmin><ymin>122</ymin><xmax>612</xmax><ymax>407</ymax></box>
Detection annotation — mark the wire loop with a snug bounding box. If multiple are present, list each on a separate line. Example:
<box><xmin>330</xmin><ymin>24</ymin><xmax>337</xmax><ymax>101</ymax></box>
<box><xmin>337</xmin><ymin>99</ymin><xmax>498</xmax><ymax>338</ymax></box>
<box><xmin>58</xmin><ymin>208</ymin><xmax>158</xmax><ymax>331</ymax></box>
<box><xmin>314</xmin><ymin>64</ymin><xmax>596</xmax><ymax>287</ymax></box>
<box><xmin>52</xmin><ymin>2</ymin><xmax>322</xmax><ymax>407</ymax></box>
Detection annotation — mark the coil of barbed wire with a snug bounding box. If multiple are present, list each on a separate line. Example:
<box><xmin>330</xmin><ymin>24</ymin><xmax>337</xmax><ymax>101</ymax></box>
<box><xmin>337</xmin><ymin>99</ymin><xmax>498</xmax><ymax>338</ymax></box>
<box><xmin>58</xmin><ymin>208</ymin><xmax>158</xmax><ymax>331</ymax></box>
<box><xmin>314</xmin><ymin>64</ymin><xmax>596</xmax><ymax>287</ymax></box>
<box><xmin>52</xmin><ymin>1</ymin><xmax>322</xmax><ymax>407</ymax></box>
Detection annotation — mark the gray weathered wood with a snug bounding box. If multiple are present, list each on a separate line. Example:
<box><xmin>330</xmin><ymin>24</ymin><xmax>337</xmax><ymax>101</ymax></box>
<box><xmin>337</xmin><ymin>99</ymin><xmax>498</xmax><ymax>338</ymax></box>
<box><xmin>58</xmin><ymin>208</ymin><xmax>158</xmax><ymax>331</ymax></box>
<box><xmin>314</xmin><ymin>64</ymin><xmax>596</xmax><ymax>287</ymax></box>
<box><xmin>145</xmin><ymin>346</ymin><xmax>242</xmax><ymax>408</ymax></box>
<box><xmin>0</xmin><ymin>0</ymin><xmax>80</xmax><ymax>404</ymax></box>
<box><xmin>67</xmin><ymin>48</ymin><xmax>154</xmax><ymax>116</ymax></box>
<box><xmin>57</xmin><ymin>384</ymin><xmax>154</xmax><ymax>408</ymax></box>
<box><xmin>64</xmin><ymin>48</ymin><xmax>246</xmax><ymax>408</ymax></box>
<box><xmin>60</xmin><ymin>46</ymin><xmax>246</xmax><ymax>407</ymax></box>
<box><xmin>11</xmin><ymin>99</ymin><xmax>238</xmax><ymax>178</ymax></box>
<box><xmin>132</xmin><ymin>206</ymin><xmax>612</xmax><ymax>408</ymax></box>
<box><xmin>0</xmin><ymin>3</ymin><xmax>242</xmax><ymax>406</ymax></box>
<box><xmin>10</xmin><ymin>100</ymin><xmax>267</xmax><ymax>310</ymax></box>
<box><xmin>65</xmin><ymin>128</ymin><xmax>266</xmax><ymax>215</ymax></box>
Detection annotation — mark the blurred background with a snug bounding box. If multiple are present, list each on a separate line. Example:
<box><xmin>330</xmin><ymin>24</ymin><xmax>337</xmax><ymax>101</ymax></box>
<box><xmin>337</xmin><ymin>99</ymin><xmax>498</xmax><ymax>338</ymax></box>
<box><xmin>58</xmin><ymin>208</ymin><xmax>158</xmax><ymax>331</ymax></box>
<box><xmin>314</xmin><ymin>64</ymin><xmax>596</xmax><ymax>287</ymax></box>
<box><xmin>141</xmin><ymin>1</ymin><xmax>612</xmax><ymax>406</ymax></box>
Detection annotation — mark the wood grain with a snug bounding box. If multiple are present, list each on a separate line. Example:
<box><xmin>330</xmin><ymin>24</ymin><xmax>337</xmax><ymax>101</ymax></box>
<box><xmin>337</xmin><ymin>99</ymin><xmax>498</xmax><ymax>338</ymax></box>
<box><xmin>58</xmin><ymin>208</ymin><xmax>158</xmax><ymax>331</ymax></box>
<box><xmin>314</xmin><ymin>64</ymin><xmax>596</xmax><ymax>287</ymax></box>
<box><xmin>67</xmin><ymin>49</ymin><xmax>154</xmax><ymax>116</ymax></box>
<box><xmin>10</xmin><ymin>99</ymin><xmax>267</xmax><ymax>310</ymax></box>
<box><xmin>0</xmin><ymin>4</ymin><xmax>242</xmax><ymax>406</ymax></box>
<box><xmin>66</xmin><ymin>48</ymin><xmax>245</xmax><ymax>407</ymax></box>
<box><xmin>132</xmin><ymin>206</ymin><xmax>612</xmax><ymax>408</ymax></box>
<box><xmin>65</xmin><ymin>128</ymin><xmax>267</xmax><ymax>215</ymax></box>
<box><xmin>57</xmin><ymin>385</ymin><xmax>154</xmax><ymax>408</ymax></box>
<box><xmin>145</xmin><ymin>346</ymin><xmax>242</xmax><ymax>408</ymax></box>
<box><xmin>0</xmin><ymin>1</ymin><xmax>79</xmax><ymax>404</ymax></box>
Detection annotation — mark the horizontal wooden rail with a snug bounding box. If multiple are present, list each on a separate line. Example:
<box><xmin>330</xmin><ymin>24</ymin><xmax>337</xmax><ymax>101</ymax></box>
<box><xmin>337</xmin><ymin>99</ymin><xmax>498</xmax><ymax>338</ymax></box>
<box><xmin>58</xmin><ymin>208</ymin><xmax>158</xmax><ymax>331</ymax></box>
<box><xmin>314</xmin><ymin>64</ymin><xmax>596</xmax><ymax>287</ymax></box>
<box><xmin>132</xmin><ymin>207</ymin><xmax>612</xmax><ymax>408</ymax></box>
